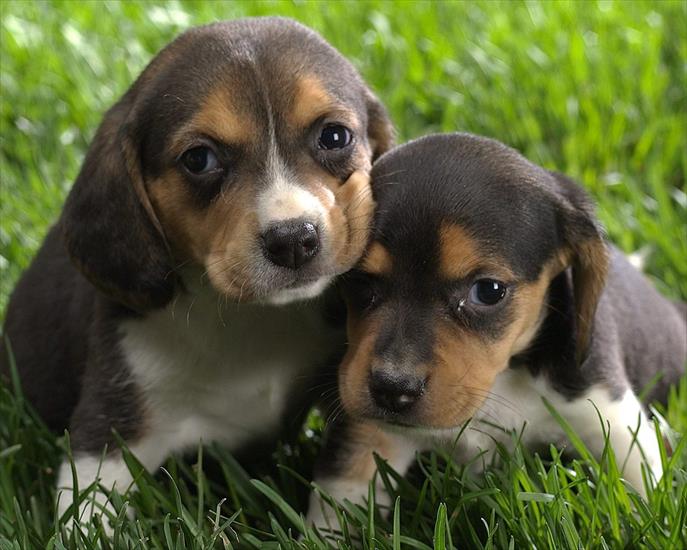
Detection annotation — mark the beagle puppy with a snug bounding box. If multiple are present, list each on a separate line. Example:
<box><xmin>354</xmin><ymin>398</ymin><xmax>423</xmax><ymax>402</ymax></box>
<box><xmin>309</xmin><ymin>133</ymin><xmax>686</xmax><ymax>526</ymax></box>
<box><xmin>0</xmin><ymin>17</ymin><xmax>393</xmax><ymax>523</ymax></box>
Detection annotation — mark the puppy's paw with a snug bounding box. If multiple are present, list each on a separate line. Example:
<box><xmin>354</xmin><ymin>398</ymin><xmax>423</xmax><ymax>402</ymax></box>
<box><xmin>306</xmin><ymin>478</ymin><xmax>371</xmax><ymax>533</ymax></box>
<box><xmin>56</xmin><ymin>454</ymin><xmax>135</xmax><ymax>536</ymax></box>
<box><xmin>306</xmin><ymin>477</ymin><xmax>394</xmax><ymax>537</ymax></box>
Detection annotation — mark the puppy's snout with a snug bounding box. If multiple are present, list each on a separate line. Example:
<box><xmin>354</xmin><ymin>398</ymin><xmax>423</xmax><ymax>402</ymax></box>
<box><xmin>369</xmin><ymin>368</ymin><xmax>425</xmax><ymax>414</ymax></box>
<box><xmin>261</xmin><ymin>219</ymin><xmax>320</xmax><ymax>269</ymax></box>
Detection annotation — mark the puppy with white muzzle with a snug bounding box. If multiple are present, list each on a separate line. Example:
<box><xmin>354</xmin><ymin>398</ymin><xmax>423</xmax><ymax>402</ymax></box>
<box><xmin>0</xmin><ymin>17</ymin><xmax>393</xmax><ymax>525</ymax></box>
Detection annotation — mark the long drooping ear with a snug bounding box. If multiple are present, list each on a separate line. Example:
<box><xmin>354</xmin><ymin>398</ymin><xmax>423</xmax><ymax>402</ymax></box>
<box><xmin>550</xmin><ymin>171</ymin><xmax>609</xmax><ymax>363</ymax></box>
<box><xmin>61</xmin><ymin>97</ymin><xmax>175</xmax><ymax>312</ymax></box>
<box><xmin>365</xmin><ymin>89</ymin><xmax>395</xmax><ymax>161</ymax></box>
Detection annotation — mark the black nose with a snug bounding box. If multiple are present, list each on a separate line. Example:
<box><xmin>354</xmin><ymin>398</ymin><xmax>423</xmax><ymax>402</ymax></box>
<box><xmin>261</xmin><ymin>220</ymin><xmax>320</xmax><ymax>269</ymax></box>
<box><xmin>369</xmin><ymin>369</ymin><xmax>425</xmax><ymax>414</ymax></box>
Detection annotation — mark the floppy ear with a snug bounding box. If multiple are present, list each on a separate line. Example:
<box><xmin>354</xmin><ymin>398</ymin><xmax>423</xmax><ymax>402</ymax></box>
<box><xmin>61</xmin><ymin>98</ymin><xmax>175</xmax><ymax>312</ymax></box>
<box><xmin>550</xmin><ymin>171</ymin><xmax>609</xmax><ymax>363</ymax></box>
<box><xmin>365</xmin><ymin>89</ymin><xmax>395</xmax><ymax>161</ymax></box>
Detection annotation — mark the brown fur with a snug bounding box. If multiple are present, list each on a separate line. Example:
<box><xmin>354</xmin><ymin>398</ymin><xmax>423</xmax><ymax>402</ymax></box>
<box><xmin>360</xmin><ymin>242</ymin><xmax>392</xmax><ymax>275</ymax></box>
<box><xmin>339</xmin><ymin>248</ymin><xmax>560</xmax><ymax>428</ymax></box>
<box><xmin>422</xmin><ymin>263</ymin><xmax>556</xmax><ymax>427</ymax></box>
<box><xmin>1</xmin><ymin>18</ymin><xmax>396</xmax><ymax>449</ymax></box>
<box><xmin>439</xmin><ymin>223</ymin><xmax>514</xmax><ymax>281</ymax></box>
<box><xmin>570</xmin><ymin>239</ymin><xmax>609</xmax><ymax>361</ymax></box>
<box><xmin>290</xmin><ymin>75</ymin><xmax>340</xmax><ymax>128</ymax></box>
<box><xmin>172</xmin><ymin>88</ymin><xmax>259</xmax><ymax>152</ymax></box>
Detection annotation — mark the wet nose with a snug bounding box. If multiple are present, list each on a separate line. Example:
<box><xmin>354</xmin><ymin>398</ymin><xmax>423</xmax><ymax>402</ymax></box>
<box><xmin>261</xmin><ymin>220</ymin><xmax>320</xmax><ymax>269</ymax></box>
<box><xmin>369</xmin><ymin>369</ymin><xmax>425</xmax><ymax>413</ymax></box>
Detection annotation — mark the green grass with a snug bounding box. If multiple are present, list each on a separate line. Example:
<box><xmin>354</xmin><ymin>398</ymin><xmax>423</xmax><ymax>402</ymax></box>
<box><xmin>1</xmin><ymin>0</ymin><xmax>685</xmax><ymax>548</ymax></box>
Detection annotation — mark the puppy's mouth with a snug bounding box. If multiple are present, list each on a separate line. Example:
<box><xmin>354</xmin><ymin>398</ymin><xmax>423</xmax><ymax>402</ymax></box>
<box><xmin>263</xmin><ymin>275</ymin><xmax>333</xmax><ymax>305</ymax></box>
<box><xmin>350</xmin><ymin>400</ymin><xmax>424</xmax><ymax>429</ymax></box>
<box><xmin>204</xmin><ymin>251</ymin><xmax>339</xmax><ymax>305</ymax></box>
<box><xmin>368</xmin><ymin>412</ymin><xmax>470</xmax><ymax>440</ymax></box>
<box><xmin>347</xmin><ymin>391</ymin><xmax>473</xmax><ymax>436</ymax></box>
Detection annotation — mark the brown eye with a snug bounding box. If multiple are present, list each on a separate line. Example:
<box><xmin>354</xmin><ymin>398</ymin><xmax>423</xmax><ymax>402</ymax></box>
<box><xmin>342</xmin><ymin>272</ymin><xmax>380</xmax><ymax>312</ymax></box>
<box><xmin>319</xmin><ymin>124</ymin><xmax>352</xmax><ymax>150</ymax></box>
<box><xmin>469</xmin><ymin>279</ymin><xmax>507</xmax><ymax>306</ymax></box>
<box><xmin>350</xmin><ymin>284</ymin><xmax>377</xmax><ymax>311</ymax></box>
<box><xmin>181</xmin><ymin>146</ymin><xmax>219</xmax><ymax>174</ymax></box>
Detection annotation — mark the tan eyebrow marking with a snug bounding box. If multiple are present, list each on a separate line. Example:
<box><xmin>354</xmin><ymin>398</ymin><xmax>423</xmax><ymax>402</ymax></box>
<box><xmin>289</xmin><ymin>74</ymin><xmax>359</xmax><ymax>130</ymax></box>
<box><xmin>172</xmin><ymin>87</ymin><xmax>256</xmax><ymax>153</ymax></box>
<box><xmin>439</xmin><ymin>222</ymin><xmax>513</xmax><ymax>280</ymax></box>
<box><xmin>290</xmin><ymin>75</ymin><xmax>335</xmax><ymax>128</ymax></box>
<box><xmin>360</xmin><ymin>241</ymin><xmax>392</xmax><ymax>275</ymax></box>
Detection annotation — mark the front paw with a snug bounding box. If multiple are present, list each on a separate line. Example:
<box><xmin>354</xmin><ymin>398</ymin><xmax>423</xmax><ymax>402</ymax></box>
<box><xmin>306</xmin><ymin>477</ymin><xmax>393</xmax><ymax>535</ymax></box>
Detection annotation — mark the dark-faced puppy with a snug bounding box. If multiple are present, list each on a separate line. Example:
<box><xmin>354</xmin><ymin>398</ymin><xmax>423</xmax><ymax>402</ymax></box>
<box><xmin>309</xmin><ymin>133</ymin><xmax>686</xmax><ymax>525</ymax></box>
<box><xmin>0</xmin><ymin>17</ymin><xmax>393</xmax><ymax>524</ymax></box>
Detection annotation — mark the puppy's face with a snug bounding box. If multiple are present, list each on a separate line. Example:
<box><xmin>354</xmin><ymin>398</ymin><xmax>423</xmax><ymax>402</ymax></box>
<box><xmin>338</xmin><ymin>134</ymin><xmax>607</xmax><ymax>431</ymax></box>
<box><xmin>62</xmin><ymin>18</ymin><xmax>393</xmax><ymax>309</ymax></box>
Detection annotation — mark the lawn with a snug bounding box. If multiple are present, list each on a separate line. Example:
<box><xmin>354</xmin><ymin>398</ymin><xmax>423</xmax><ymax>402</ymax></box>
<box><xmin>1</xmin><ymin>1</ymin><xmax>686</xmax><ymax>548</ymax></box>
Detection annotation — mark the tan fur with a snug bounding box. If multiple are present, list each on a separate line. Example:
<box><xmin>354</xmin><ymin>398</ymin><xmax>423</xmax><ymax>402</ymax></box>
<box><xmin>290</xmin><ymin>76</ymin><xmax>337</xmax><ymax>128</ymax></box>
<box><xmin>572</xmin><ymin>238</ymin><xmax>609</xmax><ymax>361</ymax></box>
<box><xmin>149</xmin><ymin>169</ymin><xmax>374</xmax><ymax>302</ymax></box>
<box><xmin>171</xmin><ymin>89</ymin><xmax>257</xmax><ymax>154</ymax></box>
<box><xmin>422</xmin><ymin>265</ymin><xmax>554</xmax><ymax>427</ymax></box>
<box><xmin>360</xmin><ymin>241</ymin><xmax>392</xmax><ymax>275</ymax></box>
<box><xmin>439</xmin><ymin>223</ymin><xmax>514</xmax><ymax>281</ymax></box>
<box><xmin>339</xmin><ymin>242</ymin><xmax>561</xmax><ymax>428</ymax></box>
<box><xmin>140</xmin><ymin>66</ymin><xmax>379</xmax><ymax>302</ymax></box>
<box><xmin>339</xmin><ymin>422</ymin><xmax>398</xmax><ymax>481</ymax></box>
<box><xmin>148</xmin><ymin>171</ymin><xmax>260</xmax><ymax>300</ymax></box>
<box><xmin>329</xmin><ymin>171</ymin><xmax>376</xmax><ymax>268</ymax></box>
<box><xmin>339</xmin><ymin>313</ymin><xmax>379</xmax><ymax>417</ymax></box>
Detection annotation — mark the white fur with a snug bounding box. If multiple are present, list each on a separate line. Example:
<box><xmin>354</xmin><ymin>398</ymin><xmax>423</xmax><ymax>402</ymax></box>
<box><xmin>57</xmin><ymin>449</ymin><xmax>141</xmax><ymax>529</ymax></box>
<box><xmin>257</xmin><ymin>146</ymin><xmax>328</xmax><ymax>230</ymax></box>
<box><xmin>402</xmin><ymin>370</ymin><xmax>662</xmax><ymax>491</ymax></box>
<box><xmin>626</xmin><ymin>246</ymin><xmax>651</xmax><ymax>271</ymax></box>
<box><xmin>460</xmin><ymin>371</ymin><xmax>662</xmax><ymax>490</ymax></box>
<box><xmin>309</xmin><ymin>370</ymin><xmax>663</xmax><ymax>527</ymax></box>
<box><xmin>257</xmin><ymin>177</ymin><xmax>326</xmax><ymax>230</ymax></box>
<box><xmin>265</xmin><ymin>276</ymin><xmax>333</xmax><ymax>306</ymax></box>
<box><xmin>124</xmin><ymin>278</ymin><xmax>339</xmax><ymax>448</ymax></box>
<box><xmin>59</xmin><ymin>275</ymin><xmax>341</xmax><ymax>524</ymax></box>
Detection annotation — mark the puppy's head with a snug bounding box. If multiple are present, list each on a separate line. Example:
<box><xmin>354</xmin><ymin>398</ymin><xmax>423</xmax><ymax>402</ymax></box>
<box><xmin>61</xmin><ymin>18</ymin><xmax>393</xmax><ymax>311</ymax></box>
<box><xmin>338</xmin><ymin>133</ymin><xmax>608</xmax><ymax>431</ymax></box>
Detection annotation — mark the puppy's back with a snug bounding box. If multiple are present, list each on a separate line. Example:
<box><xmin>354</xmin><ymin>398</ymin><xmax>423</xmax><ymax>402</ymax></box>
<box><xmin>1</xmin><ymin>225</ymin><xmax>93</xmax><ymax>431</ymax></box>
<box><xmin>599</xmin><ymin>247</ymin><xmax>686</xmax><ymax>404</ymax></box>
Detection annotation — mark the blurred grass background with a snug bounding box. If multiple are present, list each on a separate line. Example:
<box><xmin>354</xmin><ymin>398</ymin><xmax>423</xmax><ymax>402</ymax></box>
<box><xmin>1</xmin><ymin>1</ymin><xmax>686</xmax><ymax>548</ymax></box>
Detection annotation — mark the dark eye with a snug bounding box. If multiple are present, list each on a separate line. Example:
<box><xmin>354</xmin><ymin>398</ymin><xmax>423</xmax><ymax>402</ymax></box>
<box><xmin>180</xmin><ymin>146</ymin><xmax>220</xmax><ymax>174</ymax></box>
<box><xmin>343</xmin><ymin>273</ymin><xmax>379</xmax><ymax>312</ymax></box>
<box><xmin>319</xmin><ymin>124</ymin><xmax>352</xmax><ymax>150</ymax></box>
<box><xmin>469</xmin><ymin>279</ymin><xmax>507</xmax><ymax>306</ymax></box>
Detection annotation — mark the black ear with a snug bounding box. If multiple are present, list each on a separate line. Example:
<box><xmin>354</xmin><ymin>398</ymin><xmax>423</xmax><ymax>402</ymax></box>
<box><xmin>61</xmin><ymin>98</ymin><xmax>175</xmax><ymax>312</ymax></box>
<box><xmin>365</xmin><ymin>89</ymin><xmax>395</xmax><ymax>161</ymax></box>
<box><xmin>550</xmin><ymin>171</ymin><xmax>609</xmax><ymax>363</ymax></box>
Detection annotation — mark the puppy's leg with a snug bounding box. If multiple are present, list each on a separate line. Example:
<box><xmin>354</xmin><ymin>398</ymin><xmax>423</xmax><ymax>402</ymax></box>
<box><xmin>557</xmin><ymin>386</ymin><xmax>662</xmax><ymax>494</ymax></box>
<box><xmin>308</xmin><ymin>419</ymin><xmax>418</xmax><ymax>531</ymax></box>
<box><xmin>56</xmin><ymin>434</ymin><xmax>171</xmax><ymax>529</ymax></box>
<box><xmin>56</xmin><ymin>383</ymin><xmax>172</xmax><ymax>530</ymax></box>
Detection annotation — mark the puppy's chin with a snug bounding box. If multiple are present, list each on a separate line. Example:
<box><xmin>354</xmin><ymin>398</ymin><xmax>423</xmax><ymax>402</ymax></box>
<box><xmin>204</xmin><ymin>267</ymin><xmax>334</xmax><ymax>305</ymax></box>
<box><xmin>261</xmin><ymin>276</ymin><xmax>333</xmax><ymax>305</ymax></box>
<box><xmin>341</xmin><ymin>394</ymin><xmax>476</xmax><ymax>441</ymax></box>
<box><xmin>376</xmin><ymin>420</ymin><xmax>467</xmax><ymax>442</ymax></box>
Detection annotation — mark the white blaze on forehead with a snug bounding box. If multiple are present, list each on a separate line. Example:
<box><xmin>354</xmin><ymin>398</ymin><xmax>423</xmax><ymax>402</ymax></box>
<box><xmin>257</xmin><ymin>142</ymin><xmax>328</xmax><ymax>230</ymax></box>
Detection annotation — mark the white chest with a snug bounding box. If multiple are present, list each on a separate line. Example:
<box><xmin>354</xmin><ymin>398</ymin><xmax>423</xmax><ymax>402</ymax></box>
<box><xmin>421</xmin><ymin>368</ymin><xmax>648</xmax><ymax>471</ymax></box>
<box><xmin>119</xmin><ymin>287</ymin><xmax>341</xmax><ymax>451</ymax></box>
<box><xmin>464</xmin><ymin>369</ymin><xmax>569</xmax><ymax>451</ymax></box>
